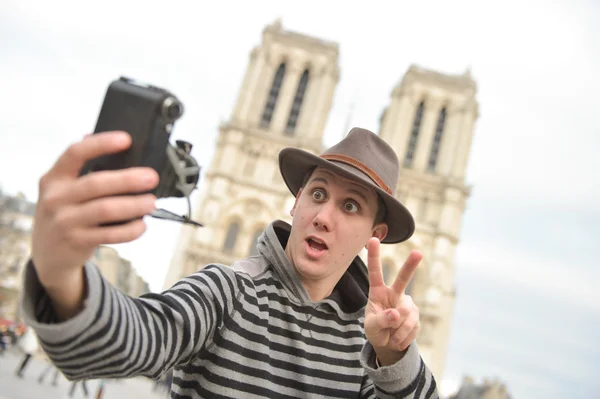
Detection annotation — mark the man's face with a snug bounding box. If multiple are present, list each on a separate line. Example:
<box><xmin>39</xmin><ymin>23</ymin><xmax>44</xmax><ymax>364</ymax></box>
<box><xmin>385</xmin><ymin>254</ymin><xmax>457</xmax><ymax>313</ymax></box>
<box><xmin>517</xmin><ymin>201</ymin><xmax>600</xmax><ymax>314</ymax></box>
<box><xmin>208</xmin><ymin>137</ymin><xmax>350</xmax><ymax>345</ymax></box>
<box><xmin>285</xmin><ymin>167</ymin><xmax>388</xmax><ymax>289</ymax></box>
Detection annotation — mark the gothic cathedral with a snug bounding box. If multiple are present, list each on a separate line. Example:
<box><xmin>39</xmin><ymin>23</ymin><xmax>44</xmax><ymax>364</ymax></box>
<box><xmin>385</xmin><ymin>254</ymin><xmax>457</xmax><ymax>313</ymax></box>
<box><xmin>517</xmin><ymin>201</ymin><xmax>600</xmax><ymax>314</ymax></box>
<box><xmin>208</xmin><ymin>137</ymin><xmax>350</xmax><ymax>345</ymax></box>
<box><xmin>164</xmin><ymin>19</ymin><xmax>479</xmax><ymax>380</ymax></box>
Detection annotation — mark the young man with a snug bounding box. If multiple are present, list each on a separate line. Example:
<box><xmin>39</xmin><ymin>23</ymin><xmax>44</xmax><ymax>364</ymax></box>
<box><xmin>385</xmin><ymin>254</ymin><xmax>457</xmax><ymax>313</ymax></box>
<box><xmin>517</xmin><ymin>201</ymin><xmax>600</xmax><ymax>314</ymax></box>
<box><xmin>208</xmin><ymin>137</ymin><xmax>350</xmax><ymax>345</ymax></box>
<box><xmin>21</xmin><ymin>127</ymin><xmax>439</xmax><ymax>398</ymax></box>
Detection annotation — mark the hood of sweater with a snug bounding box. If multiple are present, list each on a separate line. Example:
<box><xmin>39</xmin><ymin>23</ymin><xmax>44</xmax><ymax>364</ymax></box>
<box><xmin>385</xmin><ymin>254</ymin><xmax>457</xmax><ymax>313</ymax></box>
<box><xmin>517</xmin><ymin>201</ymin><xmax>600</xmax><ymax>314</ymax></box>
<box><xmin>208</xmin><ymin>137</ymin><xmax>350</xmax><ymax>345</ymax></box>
<box><xmin>256</xmin><ymin>219</ymin><xmax>370</xmax><ymax>315</ymax></box>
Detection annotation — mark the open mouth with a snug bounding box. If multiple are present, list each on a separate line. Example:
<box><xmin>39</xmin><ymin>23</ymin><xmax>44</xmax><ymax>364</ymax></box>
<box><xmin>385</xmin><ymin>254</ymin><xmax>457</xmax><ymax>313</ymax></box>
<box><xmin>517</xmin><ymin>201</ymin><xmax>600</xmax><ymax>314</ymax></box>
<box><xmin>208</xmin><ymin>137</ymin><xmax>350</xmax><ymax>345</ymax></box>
<box><xmin>306</xmin><ymin>237</ymin><xmax>328</xmax><ymax>252</ymax></box>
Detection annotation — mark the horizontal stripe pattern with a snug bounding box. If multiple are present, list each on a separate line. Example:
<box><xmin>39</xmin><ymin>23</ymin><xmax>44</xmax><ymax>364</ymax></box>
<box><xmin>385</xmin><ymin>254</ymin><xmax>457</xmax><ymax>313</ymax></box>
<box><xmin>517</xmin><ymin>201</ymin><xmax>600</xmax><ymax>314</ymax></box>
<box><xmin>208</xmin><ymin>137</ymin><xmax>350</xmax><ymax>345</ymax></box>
<box><xmin>29</xmin><ymin>260</ymin><xmax>437</xmax><ymax>398</ymax></box>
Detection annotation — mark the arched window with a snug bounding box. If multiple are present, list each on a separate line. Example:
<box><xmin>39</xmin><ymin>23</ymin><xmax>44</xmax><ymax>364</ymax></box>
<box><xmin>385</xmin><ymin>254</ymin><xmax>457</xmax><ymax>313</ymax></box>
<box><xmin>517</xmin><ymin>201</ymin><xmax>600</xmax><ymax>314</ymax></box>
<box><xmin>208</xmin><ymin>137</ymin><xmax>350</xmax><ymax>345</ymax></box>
<box><xmin>285</xmin><ymin>69</ymin><xmax>310</xmax><ymax>135</ymax></box>
<box><xmin>248</xmin><ymin>227</ymin><xmax>264</xmax><ymax>256</ymax></box>
<box><xmin>223</xmin><ymin>221</ymin><xmax>240</xmax><ymax>254</ymax></box>
<box><xmin>260</xmin><ymin>63</ymin><xmax>286</xmax><ymax>129</ymax></box>
<box><xmin>404</xmin><ymin>101</ymin><xmax>425</xmax><ymax>168</ymax></box>
<box><xmin>427</xmin><ymin>107</ymin><xmax>446</xmax><ymax>172</ymax></box>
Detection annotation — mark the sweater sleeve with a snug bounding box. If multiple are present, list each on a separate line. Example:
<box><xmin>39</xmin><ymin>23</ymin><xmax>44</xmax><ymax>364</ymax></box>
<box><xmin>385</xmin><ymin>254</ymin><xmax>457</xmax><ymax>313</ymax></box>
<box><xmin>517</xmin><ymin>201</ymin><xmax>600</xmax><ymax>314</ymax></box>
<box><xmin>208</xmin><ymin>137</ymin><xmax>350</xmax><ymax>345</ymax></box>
<box><xmin>19</xmin><ymin>259</ymin><xmax>238</xmax><ymax>381</ymax></box>
<box><xmin>359</xmin><ymin>341</ymin><xmax>439</xmax><ymax>398</ymax></box>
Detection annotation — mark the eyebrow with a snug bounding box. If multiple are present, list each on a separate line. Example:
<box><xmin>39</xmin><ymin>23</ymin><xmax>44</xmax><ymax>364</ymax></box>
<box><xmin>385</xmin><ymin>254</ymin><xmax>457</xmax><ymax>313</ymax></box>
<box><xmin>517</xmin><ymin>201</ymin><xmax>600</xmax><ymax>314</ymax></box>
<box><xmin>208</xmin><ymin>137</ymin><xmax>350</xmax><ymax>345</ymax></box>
<box><xmin>309</xmin><ymin>174</ymin><xmax>371</xmax><ymax>205</ymax></box>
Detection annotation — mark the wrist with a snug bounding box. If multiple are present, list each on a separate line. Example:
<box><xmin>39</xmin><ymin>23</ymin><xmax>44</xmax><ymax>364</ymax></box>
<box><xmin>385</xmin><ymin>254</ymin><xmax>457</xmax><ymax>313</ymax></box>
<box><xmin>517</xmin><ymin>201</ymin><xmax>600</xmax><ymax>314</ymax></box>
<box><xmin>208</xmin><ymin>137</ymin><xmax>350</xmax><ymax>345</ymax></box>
<box><xmin>37</xmin><ymin>266</ymin><xmax>88</xmax><ymax>321</ymax></box>
<box><xmin>37</xmin><ymin>266</ymin><xmax>81</xmax><ymax>289</ymax></box>
<box><xmin>374</xmin><ymin>347</ymin><xmax>408</xmax><ymax>367</ymax></box>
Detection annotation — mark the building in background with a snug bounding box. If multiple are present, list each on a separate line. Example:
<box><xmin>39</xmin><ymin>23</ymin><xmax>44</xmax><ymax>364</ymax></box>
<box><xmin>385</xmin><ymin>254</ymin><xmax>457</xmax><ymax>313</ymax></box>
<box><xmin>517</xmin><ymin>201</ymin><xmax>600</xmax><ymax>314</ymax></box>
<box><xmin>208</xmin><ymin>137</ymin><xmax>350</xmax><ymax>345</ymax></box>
<box><xmin>91</xmin><ymin>246</ymin><xmax>151</xmax><ymax>297</ymax></box>
<box><xmin>0</xmin><ymin>190</ymin><xmax>35</xmax><ymax>322</ymax></box>
<box><xmin>0</xmin><ymin>189</ymin><xmax>150</xmax><ymax>323</ymax></box>
<box><xmin>165</xmin><ymin>19</ymin><xmax>479</xmax><ymax>380</ymax></box>
<box><xmin>377</xmin><ymin>65</ymin><xmax>479</xmax><ymax>378</ymax></box>
<box><xmin>449</xmin><ymin>376</ymin><xmax>512</xmax><ymax>399</ymax></box>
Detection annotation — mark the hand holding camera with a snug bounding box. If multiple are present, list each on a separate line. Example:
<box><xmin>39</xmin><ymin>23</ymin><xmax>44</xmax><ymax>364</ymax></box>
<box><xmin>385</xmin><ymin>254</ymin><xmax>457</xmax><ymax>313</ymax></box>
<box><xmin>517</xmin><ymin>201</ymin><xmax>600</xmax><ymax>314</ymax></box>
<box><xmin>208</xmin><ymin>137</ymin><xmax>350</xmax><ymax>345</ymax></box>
<box><xmin>32</xmin><ymin>132</ymin><xmax>159</xmax><ymax>318</ymax></box>
<box><xmin>33</xmin><ymin>132</ymin><xmax>159</xmax><ymax>275</ymax></box>
<box><xmin>30</xmin><ymin>78</ymin><xmax>201</xmax><ymax>320</ymax></box>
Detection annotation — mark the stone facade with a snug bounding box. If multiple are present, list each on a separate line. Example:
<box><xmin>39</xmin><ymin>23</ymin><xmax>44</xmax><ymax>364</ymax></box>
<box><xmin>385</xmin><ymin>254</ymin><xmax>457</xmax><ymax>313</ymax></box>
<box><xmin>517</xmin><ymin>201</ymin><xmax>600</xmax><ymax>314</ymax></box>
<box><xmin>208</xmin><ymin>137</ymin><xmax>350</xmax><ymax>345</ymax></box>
<box><xmin>165</xmin><ymin>18</ymin><xmax>339</xmax><ymax>285</ymax></box>
<box><xmin>0</xmin><ymin>190</ymin><xmax>35</xmax><ymax>322</ymax></box>
<box><xmin>164</xmin><ymin>19</ymin><xmax>479</xmax><ymax>381</ymax></box>
<box><xmin>91</xmin><ymin>246</ymin><xmax>151</xmax><ymax>298</ymax></box>
<box><xmin>0</xmin><ymin>191</ymin><xmax>150</xmax><ymax>322</ymax></box>
<box><xmin>377</xmin><ymin>65</ymin><xmax>478</xmax><ymax>378</ymax></box>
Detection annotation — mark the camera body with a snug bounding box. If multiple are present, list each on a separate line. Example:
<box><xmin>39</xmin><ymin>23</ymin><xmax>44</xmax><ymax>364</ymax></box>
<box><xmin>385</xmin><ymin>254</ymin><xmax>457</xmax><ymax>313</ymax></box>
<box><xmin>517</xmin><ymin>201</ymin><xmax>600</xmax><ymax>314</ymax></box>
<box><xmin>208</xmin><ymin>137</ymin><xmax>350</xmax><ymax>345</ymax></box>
<box><xmin>81</xmin><ymin>77</ymin><xmax>199</xmax><ymax>199</ymax></box>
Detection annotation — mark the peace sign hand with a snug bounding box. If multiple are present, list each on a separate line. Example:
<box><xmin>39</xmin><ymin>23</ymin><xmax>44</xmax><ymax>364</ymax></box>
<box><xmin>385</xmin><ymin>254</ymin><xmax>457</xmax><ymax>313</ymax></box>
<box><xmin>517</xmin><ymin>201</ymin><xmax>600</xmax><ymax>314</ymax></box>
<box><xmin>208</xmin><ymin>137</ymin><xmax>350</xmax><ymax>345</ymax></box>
<box><xmin>364</xmin><ymin>237</ymin><xmax>422</xmax><ymax>367</ymax></box>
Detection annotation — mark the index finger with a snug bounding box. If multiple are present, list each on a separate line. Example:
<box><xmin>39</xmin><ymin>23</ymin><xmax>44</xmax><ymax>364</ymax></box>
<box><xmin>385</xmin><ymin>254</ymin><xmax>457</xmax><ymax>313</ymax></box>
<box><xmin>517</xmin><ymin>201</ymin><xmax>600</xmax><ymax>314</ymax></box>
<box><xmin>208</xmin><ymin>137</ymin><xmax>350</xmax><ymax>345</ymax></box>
<box><xmin>391</xmin><ymin>250</ymin><xmax>422</xmax><ymax>294</ymax></box>
<box><xmin>51</xmin><ymin>131</ymin><xmax>132</xmax><ymax>178</ymax></box>
<box><xmin>367</xmin><ymin>237</ymin><xmax>385</xmax><ymax>288</ymax></box>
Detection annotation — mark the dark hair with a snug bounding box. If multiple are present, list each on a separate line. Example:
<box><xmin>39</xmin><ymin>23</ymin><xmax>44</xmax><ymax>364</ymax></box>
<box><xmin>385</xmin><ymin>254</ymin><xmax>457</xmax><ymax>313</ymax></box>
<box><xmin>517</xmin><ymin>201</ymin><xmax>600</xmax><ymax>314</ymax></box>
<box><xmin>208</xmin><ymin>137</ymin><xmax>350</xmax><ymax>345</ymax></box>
<box><xmin>300</xmin><ymin>167</ymin><xmax>387</xmax><ymax>226</ymax></box>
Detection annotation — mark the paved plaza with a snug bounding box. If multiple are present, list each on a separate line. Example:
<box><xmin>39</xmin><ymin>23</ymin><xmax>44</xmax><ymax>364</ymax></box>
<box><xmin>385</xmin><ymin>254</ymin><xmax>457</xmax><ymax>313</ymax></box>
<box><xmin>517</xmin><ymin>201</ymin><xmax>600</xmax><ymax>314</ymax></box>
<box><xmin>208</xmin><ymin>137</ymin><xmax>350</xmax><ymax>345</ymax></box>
<box><xmin>0</xmin><ymin>348</ymin><xmax>170</xmax><ymax>399</ymax></box>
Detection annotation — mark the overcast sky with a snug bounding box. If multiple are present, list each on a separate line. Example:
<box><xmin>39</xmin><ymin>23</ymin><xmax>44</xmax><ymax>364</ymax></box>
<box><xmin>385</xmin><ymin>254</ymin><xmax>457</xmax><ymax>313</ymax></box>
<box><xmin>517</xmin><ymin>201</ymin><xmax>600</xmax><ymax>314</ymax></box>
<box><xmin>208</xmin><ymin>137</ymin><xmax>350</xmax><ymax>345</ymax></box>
<box><xmin>1</xmin><ymin>0</ymin><xmax>598</xmax><ymax>398</ymax></box>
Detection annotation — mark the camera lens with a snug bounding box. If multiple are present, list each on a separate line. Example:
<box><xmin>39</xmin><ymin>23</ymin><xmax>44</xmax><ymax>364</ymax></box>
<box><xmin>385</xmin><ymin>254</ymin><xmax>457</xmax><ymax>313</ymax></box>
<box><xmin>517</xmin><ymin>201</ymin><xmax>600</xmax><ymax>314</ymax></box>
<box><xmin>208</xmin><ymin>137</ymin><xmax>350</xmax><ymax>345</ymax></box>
<box><xmin>168</xmin><ymin>103</ymin><xmax>183</xmax><ymax>119</ymax></box>
<box><xmin>162</xmin><ymin>97</ymin><xmax>184</xmax><ymax>120</ymax></box>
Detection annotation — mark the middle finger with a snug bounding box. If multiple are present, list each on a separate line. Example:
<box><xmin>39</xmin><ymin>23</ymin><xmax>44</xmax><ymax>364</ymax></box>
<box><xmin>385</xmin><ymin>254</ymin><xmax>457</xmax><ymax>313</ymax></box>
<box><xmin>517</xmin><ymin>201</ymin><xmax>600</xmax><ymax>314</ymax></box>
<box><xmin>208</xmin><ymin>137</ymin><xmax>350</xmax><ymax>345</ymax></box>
<box><xmin>72</xmin><ymin>167</ymin><xmax>159</xmax><ymax>204</ymax></box>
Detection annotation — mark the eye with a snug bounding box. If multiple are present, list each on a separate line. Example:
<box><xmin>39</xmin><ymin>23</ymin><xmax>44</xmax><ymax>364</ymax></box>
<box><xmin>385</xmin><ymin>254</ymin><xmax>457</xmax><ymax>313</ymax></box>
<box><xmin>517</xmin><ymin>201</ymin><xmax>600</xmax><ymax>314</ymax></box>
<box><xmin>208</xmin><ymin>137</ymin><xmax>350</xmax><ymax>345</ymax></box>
<box><xmin>312</xmin><ymin>189</ymin><xmax>326</xmax><ymax>201</ymax></box>
<box><xmin>344</xmin><ymin>201</ymin><xmax>359</xmax><ymax>213</ymax></box>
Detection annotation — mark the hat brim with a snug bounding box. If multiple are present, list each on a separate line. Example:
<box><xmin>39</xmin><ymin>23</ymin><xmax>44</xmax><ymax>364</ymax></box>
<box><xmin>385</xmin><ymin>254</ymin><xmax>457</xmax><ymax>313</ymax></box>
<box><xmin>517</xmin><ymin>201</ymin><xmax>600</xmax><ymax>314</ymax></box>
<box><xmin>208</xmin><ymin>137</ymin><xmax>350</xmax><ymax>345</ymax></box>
<box><xmin>278</xmin><ymin>147</ymin><xmax>415</xmax><ymax>244</ymax></box>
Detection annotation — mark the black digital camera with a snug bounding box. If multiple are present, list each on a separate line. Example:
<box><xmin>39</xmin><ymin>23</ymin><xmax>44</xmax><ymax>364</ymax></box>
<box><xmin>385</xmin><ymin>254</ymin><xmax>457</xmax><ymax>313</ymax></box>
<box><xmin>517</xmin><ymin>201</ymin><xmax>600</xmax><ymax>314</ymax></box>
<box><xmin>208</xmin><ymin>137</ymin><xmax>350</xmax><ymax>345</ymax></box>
<box><xmin>81</xmin><ymin>77</ymin><xmax>202</xmax><ymax>226</ymax></box>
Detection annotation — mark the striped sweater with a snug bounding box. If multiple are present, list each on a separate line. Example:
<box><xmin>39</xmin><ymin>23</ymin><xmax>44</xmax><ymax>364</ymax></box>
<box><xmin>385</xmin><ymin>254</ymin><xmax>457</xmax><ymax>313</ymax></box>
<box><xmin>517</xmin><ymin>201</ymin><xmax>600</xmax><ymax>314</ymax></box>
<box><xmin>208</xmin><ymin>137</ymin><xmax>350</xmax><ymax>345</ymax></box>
<box><xmin>21</xmin><ymin>220</ymin><xmax>438</xmax><ymax>398</ymax></box>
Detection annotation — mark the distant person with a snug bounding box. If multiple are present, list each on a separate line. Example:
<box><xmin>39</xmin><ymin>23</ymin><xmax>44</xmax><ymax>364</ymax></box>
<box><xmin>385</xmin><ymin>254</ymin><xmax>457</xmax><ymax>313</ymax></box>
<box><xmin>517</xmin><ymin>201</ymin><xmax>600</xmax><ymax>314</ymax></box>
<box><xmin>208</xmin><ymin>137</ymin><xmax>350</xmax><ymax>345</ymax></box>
<box><xmin>1</xmin><ymin>324</ymin><xmax>18</xmax><ymax>354</ymax></box>
<box><xmin>68</xmin><ymin>379</ymin><xmax>90</xmax><ymax>397</ymax></box>
<box><xmin>15</xmin><ymin>326</ymin><xmax>39</xmax><ymax>378</ymax></box>
<box><xmin>0</xmin><ymin>325</ymin><xmax>7</xmax><ymax>355</ymax></box>
<box><xmin>21</xmin><ymin>128</ymin><xmax>438</xmax><ymax>398</ymax></box>
<box><xmin>38</xmin><ymin>358</ymin><xmax>61</xmax><ymax>386</ymax></box>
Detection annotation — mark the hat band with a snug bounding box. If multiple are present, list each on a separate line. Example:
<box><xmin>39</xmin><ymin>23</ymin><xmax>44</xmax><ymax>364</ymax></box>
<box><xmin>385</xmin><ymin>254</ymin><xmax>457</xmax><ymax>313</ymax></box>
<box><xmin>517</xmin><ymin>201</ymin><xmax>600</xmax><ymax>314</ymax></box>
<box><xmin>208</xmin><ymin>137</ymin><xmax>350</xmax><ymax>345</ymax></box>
<box><xmin>321</xmin><ymin>154</ymin><xmax>392</xmax><ymax>195</ymax></box>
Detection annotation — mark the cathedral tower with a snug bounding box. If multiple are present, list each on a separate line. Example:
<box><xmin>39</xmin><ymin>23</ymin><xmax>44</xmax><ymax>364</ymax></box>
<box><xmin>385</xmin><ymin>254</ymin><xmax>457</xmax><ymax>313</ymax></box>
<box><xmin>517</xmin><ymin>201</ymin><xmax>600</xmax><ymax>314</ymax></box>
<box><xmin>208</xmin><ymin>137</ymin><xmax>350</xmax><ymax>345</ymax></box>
<box><xmin>378</xmin><ymin>65</ymin><xmax>479</xmax><ymax>378</ymax></box>
<box><xmin>164</xmin><ymin>19</ymin><xmax>340</xmax><ymax>285</ymax></box>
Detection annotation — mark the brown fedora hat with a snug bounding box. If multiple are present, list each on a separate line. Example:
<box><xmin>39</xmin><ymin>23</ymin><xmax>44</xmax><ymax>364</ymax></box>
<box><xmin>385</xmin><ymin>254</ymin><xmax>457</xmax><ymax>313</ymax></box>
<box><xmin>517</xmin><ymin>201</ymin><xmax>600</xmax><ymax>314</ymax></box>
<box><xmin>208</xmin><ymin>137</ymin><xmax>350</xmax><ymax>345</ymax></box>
<box><xmin>278</xmin><ymin>127</ymin><xmax>415</xmax><ymax>244</ymax></box>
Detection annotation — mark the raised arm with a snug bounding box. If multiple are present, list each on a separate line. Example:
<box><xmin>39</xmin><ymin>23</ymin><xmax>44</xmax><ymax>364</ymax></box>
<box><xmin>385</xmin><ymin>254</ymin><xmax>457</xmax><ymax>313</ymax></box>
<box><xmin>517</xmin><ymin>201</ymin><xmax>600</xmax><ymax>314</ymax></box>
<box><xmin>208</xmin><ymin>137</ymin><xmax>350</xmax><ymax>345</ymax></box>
<box><xmin>22</xmin><ymin>259</ymin><xmax>238</xmax><ymax>380</ymax></box>
<box><xmin>21</xmin><ymin>131</ymin><xmax>235</xmax><ymax>380</ymax></box>
<box><xmin>31</xmin><ymin>131</ymin><xmax>156</xmax><ymax>320</ymax></box>
<box><xmin>360</xmin><ymin>237</ymin><xmax>439</xmax><ymax>398</ymax></box>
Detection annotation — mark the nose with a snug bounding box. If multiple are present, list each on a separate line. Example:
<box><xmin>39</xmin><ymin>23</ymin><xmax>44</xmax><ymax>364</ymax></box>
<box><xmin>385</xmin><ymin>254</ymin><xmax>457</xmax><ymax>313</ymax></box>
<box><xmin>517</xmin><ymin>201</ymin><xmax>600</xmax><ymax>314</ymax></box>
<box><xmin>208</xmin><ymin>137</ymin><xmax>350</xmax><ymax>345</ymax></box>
<box><xmin>312</xmin><ymin>202</ymin><xmax>334</xmax><ymax>232</ymax></box>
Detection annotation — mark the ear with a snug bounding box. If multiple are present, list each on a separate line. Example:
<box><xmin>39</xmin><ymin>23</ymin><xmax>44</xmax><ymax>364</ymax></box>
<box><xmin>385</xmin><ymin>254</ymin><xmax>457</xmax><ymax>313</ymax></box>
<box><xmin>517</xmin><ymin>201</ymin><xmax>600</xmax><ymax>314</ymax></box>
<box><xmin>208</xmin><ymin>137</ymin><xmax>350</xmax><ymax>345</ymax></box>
<box><xmin>290</xmin><ymin>188</ymin><xmax>303</xmax><ymax>217</ymax></box>
<box><xmin>371</xmin><ymin>223</ymin><xmax>388</xmax><ymax>243</ymax></box>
